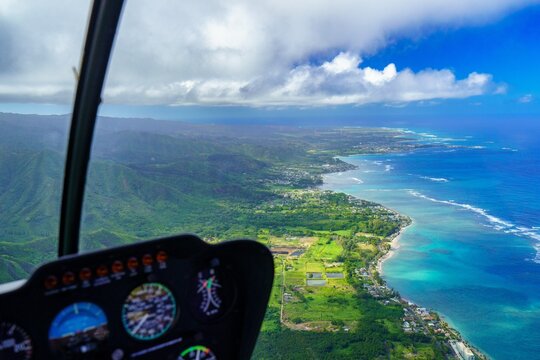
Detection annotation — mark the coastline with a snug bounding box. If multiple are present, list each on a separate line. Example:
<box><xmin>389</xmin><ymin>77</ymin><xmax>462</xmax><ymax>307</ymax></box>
<box><xmin>376</xmin><ymin>221</ymin><xmax>412</xmax><ymax>275</ymax></box>
<box><xmin>321</xmin><ymin>155</ymin><xmax>489</xmax><ymax>360</ymax></box>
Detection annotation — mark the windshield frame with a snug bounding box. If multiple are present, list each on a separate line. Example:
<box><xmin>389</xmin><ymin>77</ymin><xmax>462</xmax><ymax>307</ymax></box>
<box><xmin>58</xmin><ymin>0</ymin><xmax>125</xmax><ymax>257</ymax></box>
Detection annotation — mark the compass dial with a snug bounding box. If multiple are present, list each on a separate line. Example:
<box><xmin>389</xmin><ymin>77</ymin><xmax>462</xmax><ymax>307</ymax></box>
<box><xmin>122</xmin><ymin>283</ymin><xmax>177</xmax><ymax>341</ymax></box>
<box><xmin>0</xmin><ymin>322</ymin><xmax>32</xmax><ymax>360</ymax></box>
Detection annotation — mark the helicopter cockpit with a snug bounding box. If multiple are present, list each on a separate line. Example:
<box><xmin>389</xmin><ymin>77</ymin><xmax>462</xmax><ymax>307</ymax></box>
<box><xmin>0</xmin><ymin>1</ymin><xmax>274</xmax><ymax>359</ymax></box>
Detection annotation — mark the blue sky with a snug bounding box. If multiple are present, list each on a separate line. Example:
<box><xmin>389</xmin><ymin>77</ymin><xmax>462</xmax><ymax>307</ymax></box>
<box><xmin>0</xmin><ymin>0</ymin><xmax>539</xmax><ymax>121</ymax></box>
<box><xmin>363</xmin><ymin>4</ymin><xmax>540</xmax><ymax>105</ymax></box>
<box><xmin>105</xmin><ymin>3</ymin><xmax>540</xmax><ymax>122</ymax></box>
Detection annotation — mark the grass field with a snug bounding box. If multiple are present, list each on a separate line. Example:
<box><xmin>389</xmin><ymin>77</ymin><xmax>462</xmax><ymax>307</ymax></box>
<box><xmin>262</xmin><ymin>234</ymin><xmax>362</xmax><ymax>331</ymax></box>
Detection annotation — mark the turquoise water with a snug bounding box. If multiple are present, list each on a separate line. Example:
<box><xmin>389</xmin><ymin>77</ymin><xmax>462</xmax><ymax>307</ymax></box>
<box><xmin>322</xmin><ymin>126</ymin><xmax>540</xmax><ymax>359</ymax></box>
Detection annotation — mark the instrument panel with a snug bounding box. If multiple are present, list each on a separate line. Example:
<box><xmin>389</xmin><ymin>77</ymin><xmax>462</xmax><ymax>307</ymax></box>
<box><xmin>0</xmin><ymin>234</ymin><xmax>273</xmax><ymax>359</ymax></box>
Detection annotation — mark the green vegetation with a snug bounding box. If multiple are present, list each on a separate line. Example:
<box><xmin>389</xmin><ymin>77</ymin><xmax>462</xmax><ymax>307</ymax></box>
<box><xmin>0</xmin><ymin>113</ymin><xmax>449</xmax><ymax>358</ymax></box>
<box><xmin>252</xmin><ymin>190</ymin><xmax>444</xmax><ymax>359</ymax></box>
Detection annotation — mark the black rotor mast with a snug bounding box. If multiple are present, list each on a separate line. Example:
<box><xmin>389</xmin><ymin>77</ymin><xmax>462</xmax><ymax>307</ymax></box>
<box><xmin>58</xmin><ymin>0</ymin><xmax>125</xmax><ymax>257</ymax></box>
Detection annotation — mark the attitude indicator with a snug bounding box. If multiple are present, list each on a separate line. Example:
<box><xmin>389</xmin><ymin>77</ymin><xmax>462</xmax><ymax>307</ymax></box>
<box><xmin>49</xmin><ymin>302</ymin><xmax>109</xmax><ymax>356</ymax></box>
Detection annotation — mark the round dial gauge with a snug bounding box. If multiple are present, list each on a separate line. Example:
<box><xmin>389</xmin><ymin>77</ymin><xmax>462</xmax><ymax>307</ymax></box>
<box><xmin>122</xmin><ymin>283</ymin><xmax>177</xmax><ymax>340</ymax></box>
<box><xmin>196</xmin><ymin>268</ymin><xmax>223</xmax><ymax>317</ymax></box>
<box><xmin>193</xmin><ymin>267</ymin><xmax>233</xmax><ymax>320</ymax></box>
<box><xmin>178</xmin><ymin>345</ymin><xmax>217</xmax><ymax>360</ymax></box>
<box><xmin>49</xmin><ymin>302</ymin><xmax>109</xmax><ymax>356</ymax></box>
<box><xmin>0</xmin><ymin>322</ymin><xmax>32</xmax><ymax>360</ymax></box>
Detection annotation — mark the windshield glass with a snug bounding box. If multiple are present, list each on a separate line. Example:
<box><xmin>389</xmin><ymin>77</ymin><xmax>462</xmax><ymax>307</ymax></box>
<box><xmin>0</xmin><ymin>0</ymin><xmax>90</xmax><ymax>283</ymax></box>
<box><xmin>83</xmin><ymin>2</ymin><xmax>540</xmax><ymax>359</ymax></box>
<box><xmin>2</xmin><ymin>1</ymin><xmax>540</xmax><ymax>359</ymax></box>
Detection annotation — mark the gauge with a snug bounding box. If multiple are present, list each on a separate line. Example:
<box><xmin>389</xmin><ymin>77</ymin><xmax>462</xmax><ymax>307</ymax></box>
<box><xmin>122</xmin><ymin>282</ymin><xmax>176</xmax><ymax>341</ymax></box>
<box><xmin>192</xmin><ymin>267</ymin><xmax>233</xmax><ymax>320</ymax></box>
<box><xmin>49</xmin><ymin>302</ymin><xmax>109</xmax><ymax>356</ymax></box>
<box><xmin>0</xmin><ymin>322</ymin><xmax>32</xmax><ymax>360</ymax></box>
<box><xmin>178</xmin><ymin>345</ymin><xmax>217</xmax><ymax>360</ymax></box>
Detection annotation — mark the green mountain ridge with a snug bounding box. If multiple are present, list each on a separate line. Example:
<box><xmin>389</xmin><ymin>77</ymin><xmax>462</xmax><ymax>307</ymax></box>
<box><xmin>0</xmin><ymin>114</ymin><xmax>423</xmax><ymax>279</ymax></box>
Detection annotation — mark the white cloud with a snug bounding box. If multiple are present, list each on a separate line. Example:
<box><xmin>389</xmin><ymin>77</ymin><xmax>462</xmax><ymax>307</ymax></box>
<box><xmin>322</xmin><ymin>53</ymin><xmax>360</xmax><ymax>74</ymax></box>
<box><xmin>518</xmin><ymin>94</ymin><xmax>533</xmax><ymax>103</ymax></box>
<box><xmin>494</xmin><ymin>85</ymin><xmax>509</xmax><ymax>94</ymax></box>
<box><xmin>99</xmin><ymin>52</ymin><xmax>495</xmax><ymax>106</ymax></box>
<box><xmin>363</xmin><ymin>64</ymin><xmax>398</xmax><ymax>86</ymax></box>
<box><xmin>0</xmin><ymin>0</ymin><xmax>536</xmax><ymax>107</ymax></box>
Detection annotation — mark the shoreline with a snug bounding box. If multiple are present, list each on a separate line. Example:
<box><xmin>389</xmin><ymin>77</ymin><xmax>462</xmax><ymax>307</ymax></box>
<box><xmin>321</xmin><ymin>155</ymin><xmax>489</xmax><ymax>360</ymax></box>
<box><xmin>376</xmin><ymin>221</ymin><xmax>412</xmax><ymax>275</ymax></box>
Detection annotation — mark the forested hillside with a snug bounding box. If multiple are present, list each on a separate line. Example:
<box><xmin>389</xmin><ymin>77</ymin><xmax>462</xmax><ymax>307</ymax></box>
<box><xmin>0</xmin><ymin>113</ymin><xmax>449</xmax><ymax>359</ymax></box>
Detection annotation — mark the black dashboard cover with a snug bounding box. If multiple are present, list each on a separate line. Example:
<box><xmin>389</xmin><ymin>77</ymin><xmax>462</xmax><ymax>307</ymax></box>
<box><xmin>0</xmin><ymin>234</ymin><xmax>274</xmax><ymax>359</ymax></box>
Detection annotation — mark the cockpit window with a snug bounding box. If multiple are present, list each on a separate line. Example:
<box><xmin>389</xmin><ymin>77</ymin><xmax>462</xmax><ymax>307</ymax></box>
<box><xmin>0</xmin><ymin>1</ymin><xmax>90</xmax><ymax>283</ymax></box>
<box><xmin>2</xmin><ymin>1</ymin><xmax>540</xmax><ymax>359</ymax></box>
<box><xmin>82</xmin><ymin>2</ymin><xmax>540</xmax><ymax>358</ymax></box>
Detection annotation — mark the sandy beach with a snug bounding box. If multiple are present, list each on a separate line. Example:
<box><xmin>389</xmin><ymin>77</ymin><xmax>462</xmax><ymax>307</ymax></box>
<box><xmin>376</xmin><ymin>221</ymin><xmax>413</xmax><ymax>275</ymax></box>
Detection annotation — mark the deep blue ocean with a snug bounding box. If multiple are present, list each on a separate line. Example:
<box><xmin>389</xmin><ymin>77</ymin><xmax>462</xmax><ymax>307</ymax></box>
<box><xmin>322</xmin><ymin>118</ymin><xmax>540</xmax><ymax>359</ymax></box>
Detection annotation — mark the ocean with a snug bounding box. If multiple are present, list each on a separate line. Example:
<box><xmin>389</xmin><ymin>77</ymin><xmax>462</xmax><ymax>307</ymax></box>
<box><xmin>321</xmin><ymin>118</ymin><xmax>540</xmax><ymax>359</ymax></box>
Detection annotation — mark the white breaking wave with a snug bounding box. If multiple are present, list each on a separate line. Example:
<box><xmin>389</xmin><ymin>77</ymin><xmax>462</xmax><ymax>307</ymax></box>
<box><xmin>351</xmin><ymin>177</ymin><xmax>364</xmax><ymax>184</ymax></box>
<box><xmin>409</xmin><ymin>190</ymin><xmax>513</xmax><ymax>227</ymax></box>
<box><xmin>438</xmin><ymin>137</ymin><xmax>467</xmax><ymax>142</ymax></box>
<box><xmin>408</xmin><ymin>190</ymin><xmax>540</xmax><ymax>263</ymax></box>
<box><xmin>364</xmin><ymin>188</ymin><xmax>414</xmax><ymax>192</ymax></box>
<box><xmin>393</xmin><ymin>128</ymin><xmax>467</xmax><ymax>144</ymax></box>
<box><xmin>420</xmin><ymin>176</ymin><xmax>449</xmax><ymax>183</ymax></box>
<box><xmin>502</xmin><ymin>147</ymin><xmax>518</xmax><ymax>152</ymax></box>
<box><xmin>400</xmin><ymin>129</ymin><xmax>416</xmax><ymax>134</ymax></box>
<box><xmin>373</xmin><ymin>161</ymin><xmax>393</xmax><ymax>172</ymax></box>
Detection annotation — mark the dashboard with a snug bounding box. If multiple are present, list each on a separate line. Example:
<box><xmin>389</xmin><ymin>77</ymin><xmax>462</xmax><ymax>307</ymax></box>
<box><xmin>0</xmin><ymin>234</ymin><xmax>274</xmax><ymax>359</ymax></box>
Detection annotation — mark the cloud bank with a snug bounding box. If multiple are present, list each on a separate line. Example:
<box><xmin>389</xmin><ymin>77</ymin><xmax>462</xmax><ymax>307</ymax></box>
<box><xmin>0</xmin><ymin>0</ymin><xmax>536</xmax><ymax>106</ymax></box>
<box><xmin>110</xmin><ymin>52</ymin><xmax>495</xmax><ymax>106</ymax></box>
